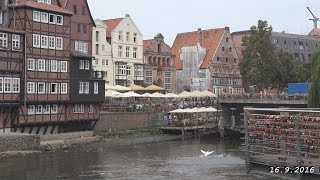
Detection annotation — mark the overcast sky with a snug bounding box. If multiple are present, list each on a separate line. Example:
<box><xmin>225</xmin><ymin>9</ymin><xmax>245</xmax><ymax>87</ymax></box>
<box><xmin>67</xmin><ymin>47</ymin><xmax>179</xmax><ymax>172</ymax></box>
<box><xmin>88</xmin><ymin>0</ymin><xmax>320</xmax><ymax>45</ymax></box>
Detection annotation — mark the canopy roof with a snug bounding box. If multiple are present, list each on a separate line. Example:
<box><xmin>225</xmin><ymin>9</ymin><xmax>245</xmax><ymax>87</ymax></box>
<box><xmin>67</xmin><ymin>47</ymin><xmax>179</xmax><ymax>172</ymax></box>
<box><xmin>105</xmin><ymin>84</ymin><xmax>130</xmax><ymax>91</ymax></box>
<box><xmin>165</xmin><ymin>93</ymin><xmax>179</xmax><ymax>98</ymax></box>
<box><xmin>146</xmin><ymin>85</ymin><xmax>164</xmax><ymax>91</ymax></box>
<box><xmin>105</xmin><ymin>90</ymin><xmax>122</xmax><ymax>97</ymax></box>
<box><xmin>129</xmin><ymin>84</ymin><xmax>146</xmax><ymax>91</ymax></box>
<box><xmin>114</xmin><ymin>91</ymin><xmax>142</xmax><ymax>98</ymax></box>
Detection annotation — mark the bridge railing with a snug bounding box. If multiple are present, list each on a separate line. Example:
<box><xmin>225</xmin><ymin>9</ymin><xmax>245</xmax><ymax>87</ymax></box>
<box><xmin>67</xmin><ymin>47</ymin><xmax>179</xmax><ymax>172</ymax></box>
<box><xmin>218</xmin><ymin>93</ymin><xmax>307</xmax><ymax>101</ymax></box>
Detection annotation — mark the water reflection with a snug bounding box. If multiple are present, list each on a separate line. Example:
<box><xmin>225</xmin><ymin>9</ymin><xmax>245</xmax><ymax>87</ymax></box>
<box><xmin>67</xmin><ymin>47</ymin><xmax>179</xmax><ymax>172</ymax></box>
<box><xmin>0</xmin><ymin>137</ymin><xmax>284</xmax><ymax>180</ymax></box>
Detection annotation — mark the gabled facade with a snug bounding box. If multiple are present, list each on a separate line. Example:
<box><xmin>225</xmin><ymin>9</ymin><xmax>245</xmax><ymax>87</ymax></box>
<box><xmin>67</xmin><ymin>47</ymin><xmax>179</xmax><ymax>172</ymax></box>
<box><xmin>92</xmin><ymin>14</ymin><xmax>143</xmax><ymax>86</ymax></box>
<box><xmin>172</xmin><ymin>27</ymin><xmax>244</xmax><ymax>95</ymax></box>
<box><xmin>143</xmin><ymin>33</ymin><xmax>176</xmax><ymax>92</ymax></box>
<box><xmin>63</xmin><ymin>0</ymin><xmax>104</xmax><ymax>126</ymax></box>
<box><xmin>0</xmin><ymin>0</ymin><xmax>104</xmax><ymax>133</ymax></box>
<box><xmin>92</xmin><ymin>19</ymin><xmax>112</xmax><ymax>84</ymax></box>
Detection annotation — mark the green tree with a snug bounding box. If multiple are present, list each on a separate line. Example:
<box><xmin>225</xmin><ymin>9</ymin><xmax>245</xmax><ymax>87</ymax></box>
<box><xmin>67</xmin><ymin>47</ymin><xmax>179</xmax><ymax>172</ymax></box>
<box><xmin>240</xmin><ymin>20</ymin><xmax>298</xmax><ymax>91</ymax></box>
<box><xmin>239</xmin><ymin>20</ymin><xmax>276</xmax><ymax>91</ymax></box>
<box><xmin>272</xmin><ymin>50</ymin><xmax>295</xmax><ymax>90</ymax></box>
<box><xmin>308</xmin><ymin>50</ymin><xmax>320</xmax><ymax>108</ymax></box>
<box><xmin>292</xmin><ymin>62</ymin><xmax>311</xmax><ymax>83</ymax></box>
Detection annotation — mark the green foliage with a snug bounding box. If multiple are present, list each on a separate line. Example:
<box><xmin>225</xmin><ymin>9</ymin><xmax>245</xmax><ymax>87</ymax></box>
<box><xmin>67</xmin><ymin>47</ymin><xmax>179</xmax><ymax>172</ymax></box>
<box><xmin>292</xmin><ymin>62</ymin><xmax>311</xmax><ymax>83</ymax></box>
<box><xmin>239</xmin><ymin>20</ymin><xmax>307</xmax><ymax>91</ymax></box>
<box><xmin>308</xmin><ymin>50</ymin><xmax>320</xmax><ymax>108</ymax></box>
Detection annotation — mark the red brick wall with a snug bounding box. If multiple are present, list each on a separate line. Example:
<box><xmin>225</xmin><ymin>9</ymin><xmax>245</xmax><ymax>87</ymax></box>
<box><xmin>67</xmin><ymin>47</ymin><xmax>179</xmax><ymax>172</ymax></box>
<box><xmin>65</xmin><ymin>0</ymin><xmax>94</xmax><ymax>55</ymax></box>
<box><xmin>96</xmin><ymin>112</ymin><xmax>160</xmax><ymax>130</ymax></box>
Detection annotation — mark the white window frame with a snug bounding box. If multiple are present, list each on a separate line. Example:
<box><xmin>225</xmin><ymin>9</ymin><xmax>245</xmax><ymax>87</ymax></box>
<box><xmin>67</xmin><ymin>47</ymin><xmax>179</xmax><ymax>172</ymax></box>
<box><xmin>116</xmin><ymin>64</ymin><xmax>127</xmax><ymax>76</ymax></box>
<box><xmin>56</xmin><ymin>15</ymin><xmax>63</xmax><ymax>25</ymax></box>
<box><xmin>0</xmin><ymin>78</ymin><xmax>3</xmax><ymax>93</ymax></box>
<box><xmin>49</xmin><ymin>36</ymin><xmax>55</xmax><ymax>49</ymax></box>
<box><xmin>94</xmin><ymin>82</ymin><xmax>98</xmax><ymax>94</ymax></box>
<box><xmin>79</xmin><ymin>82</ymin><xmax>84</xmax><ymax>94</ymax></box>
<box><xmin>12</xmin><ymin>78</ymin><xmax>20</xmax><ymax>93</ymax></box>
<box><xmin>85</xmin><ymin>60</ymin><xmax>90</xmax><ymax>70</ymax></box>
<box><xmin>61</xmin><ymin>61</ymin><xmax>67</xmax><ymax>72</ymax></box>
<box><xmin>84</xmin><ymin>82</ymin><xmax>89</xmax><ymax>94</ymax></box>
<box><xmin>118</xmin><ymin>46</ymin><xmax>123</xmax><ymax>57</ymax></box>
<box><xmin>75</xmin><ymin>41</ymin><xmax>88</xmax><ymax>54</ymax></box>
<box><xmin>126</xmin><ymin>66</ymin><xmax>131</xmax><ymax>76</ymax></box>
<box><xmin>12</xmin><ymin>34</ymin><xmax>20</xmax><ymax>50</ymax></box>
<box><xmin>133</xmin><ymin>47</ymin><xmax>137</xmax><ymax>59</ymax></box>
<box><xmin>43</xmin><ymin>105</ymin><xmax>50</xmax><ymax>114</ymax></box>
<box><xmin>49</xmin><ymin>13</ymin><xmax>56</xmax><ymax>24</ymax></box>
<box><xmin>135</xmin><ymin>65</ymin><xmax>143</xmax><ymax>77</ymax></box>
<box><xmin>146</xmin><ymin>70</ymin><xmax>153</xmax><ymax>84</ymax></box>
<box><xmin>38</xmin><ymin>82</ymin><xmax>45</xmax><ymax>94</ymax></box>
<box><xmin>27</xmin><ymin>82</ymin><xmax>35</xmax><ymax>94</ymax></box>
<box><xmin>41</xmin><ymin>12</ymin><xmax>48</xmax><ymax>23</ymax></box>
<box><xmin>56</xmin><ymin>37</ymin><xmax>63</xmax><ymax>50</ymax></box>
<box><xmin>33</xmin><ymin>11</ymin><xmax>41</xmax><ymax>22</ymax></box>
<box><xmin>79</xmin><ymin>60</ymin><xmax>84</xmax><ymax>69</ymax></box>
<box><xmin>28</xmin><ymin>105</ymin><xmax>35</xmax><ymax>115</ymax></box>
<box><xmin>28</xmin><ymin>58</ymin><xmax>35</xmax><ymax>70</ymax></box>
<box><xmin>51</xmin><ymin>105</ymin><xmax>58</xmax><ymax>114</ymax></box>
<box><xmin>164</xmin><ymin>71</ymin><xmax>172</xmax><ymax>90</ymax></box>
<box><xmin>51</xmin><ymin>60</ymin><xmax>58</xmax><ymax>72</ymax></box>
<box><xmin>61</xmin><ymin>83</ymin><xmax>67</xmax><ymax>94</ymax></box>
<box><xmin>33</xmin><ymin>34</ymin><xmax>40</xmax><ymax>48</ymax></box>
<box><xmin>36</xmin><ymin>105</ymin><xmax>43</xmax><ymax>114</ymax></box>
<box><xmin>0</xmin><ymin>33</ymin><xmax>8</xmax><ymax>48</ymax></box>
<box><xmin>126</xmin><ymin>46</ymin><xmax>130</xmax><ymax>58</ymax></box>
<box><xmin>4</xmin><ymin>78</ymin><xmax>12</xmax><ymax>93</ymax></box>
<box><xmin>37</xmin><ymin>59</ymin><xmax>46</xmax><ymax>71</ymax></box>
<box><xmin>41</xmin><ymin>35</ymin><xmax>48</xmax><ymax>48</ymax></box>
<box><xmin>50</xmin><ymin>83</ymin><xmax>58</xmax><ymax>94</ymax></box>
<box><xmin>88</xmin><ymin>104</ymin><xmax>94</xmax><ymax>113</ymax></box>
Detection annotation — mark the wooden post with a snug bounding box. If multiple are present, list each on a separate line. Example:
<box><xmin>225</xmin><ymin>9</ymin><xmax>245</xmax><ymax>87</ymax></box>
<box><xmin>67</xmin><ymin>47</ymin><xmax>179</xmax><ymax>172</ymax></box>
<box><xmin>295</xmin><ymin>114</ymin><xmax>302</xmax><ymax>180</ymax></box>
<box><xmin>244</xmin><ymin>110</ymin><xmax>251</xmax><ymax>174</ymax></box>
<box><xmin>219</xmin><ymin>116</ymin><xmax>224</xmax><ymax>139</ymax></box>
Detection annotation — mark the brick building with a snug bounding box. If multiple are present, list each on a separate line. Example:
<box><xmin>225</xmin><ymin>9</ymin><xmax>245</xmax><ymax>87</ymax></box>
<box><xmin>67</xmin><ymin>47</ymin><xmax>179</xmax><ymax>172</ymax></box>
<box><xmin>0</xmin><ymin>0</ymin><xmax>104</xmax><ymax>133</ymax></box>
<box><xmin>143</xmin><ymin>33</ymin><xmax>176</xmax><ymax>92</ymax></box>
<box><xmin>232</xmin><ymin>30</ymin><xmax>320</xmax><ymax>63</ymax></box>
<box><xmin>172</xmin><ymin>27</ymin><xmax>244</xmax><ymax>95</ymax></box>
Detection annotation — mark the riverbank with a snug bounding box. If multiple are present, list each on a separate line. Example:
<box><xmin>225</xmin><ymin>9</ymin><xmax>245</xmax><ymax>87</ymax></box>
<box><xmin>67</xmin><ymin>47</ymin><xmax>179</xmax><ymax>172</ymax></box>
<box><xmin>94</xmin><ymin>128</ymin><xmax>183</xmax><ymax>146</ymax></box>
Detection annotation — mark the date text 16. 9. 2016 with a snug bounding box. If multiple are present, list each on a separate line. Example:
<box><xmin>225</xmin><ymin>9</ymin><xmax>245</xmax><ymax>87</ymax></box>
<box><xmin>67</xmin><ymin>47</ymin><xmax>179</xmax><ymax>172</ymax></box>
<box><xmin>270</xmin><ymin>166</ymin><xmax>316</xmax><ymax>174</ymax></box>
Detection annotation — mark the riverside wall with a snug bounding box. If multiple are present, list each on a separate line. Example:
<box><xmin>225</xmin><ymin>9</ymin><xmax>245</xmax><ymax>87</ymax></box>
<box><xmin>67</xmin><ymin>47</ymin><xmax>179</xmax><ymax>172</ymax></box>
<box><xmin>96</xmin><ymin>112</ymin><xmax>165</xmax><ymax>131</ymax></box>
<box><xmin>0</xmin><ymin>134</ymin><xmax>40</xmax><ymax>152</ymax></box>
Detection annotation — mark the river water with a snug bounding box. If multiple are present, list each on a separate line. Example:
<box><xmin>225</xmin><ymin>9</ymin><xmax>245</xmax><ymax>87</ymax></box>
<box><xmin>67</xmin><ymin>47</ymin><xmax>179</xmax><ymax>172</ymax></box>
<box><xmin>0</xmin><ymin>137</ymin><xmax>285</xmax><ymax>180</ymax></box>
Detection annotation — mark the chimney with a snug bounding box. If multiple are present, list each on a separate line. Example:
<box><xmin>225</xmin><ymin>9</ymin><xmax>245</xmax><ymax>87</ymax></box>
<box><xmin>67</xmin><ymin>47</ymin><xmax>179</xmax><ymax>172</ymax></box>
<box><xmin>2</xmin><ymin>0</ymin><xmax>9</xmax><ymax>27</ymax></box>
<box><xmin>125</xmin><ymin>14</ymin><xmax>130</xmax><ymax>17</ymax></box>
<box><xmin>225</xmin><ymin>27</ymin><xmax>230</xmax><ymax>31</ymax></box>
<box><xmin>198</xmin><ymin>28</ymin><xmax>202</xmax><ymax>46</ymax></box>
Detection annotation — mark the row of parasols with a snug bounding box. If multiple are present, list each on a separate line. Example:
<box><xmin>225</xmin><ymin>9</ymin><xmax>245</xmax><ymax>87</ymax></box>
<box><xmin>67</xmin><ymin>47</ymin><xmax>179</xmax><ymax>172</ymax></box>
<box><xmin>105</xmin><ymin>90</ymin><xmax>218</xmax><ymax>98</ymax></box>
<box><xmin>169</xmin><ymin>107</ymin><xmax>218</xmax><ymax>113</ymax></box>
<box><xmin>106</xmin><ymin>84</ymin><xmax>167</xmax><ymax>91</ymax></box>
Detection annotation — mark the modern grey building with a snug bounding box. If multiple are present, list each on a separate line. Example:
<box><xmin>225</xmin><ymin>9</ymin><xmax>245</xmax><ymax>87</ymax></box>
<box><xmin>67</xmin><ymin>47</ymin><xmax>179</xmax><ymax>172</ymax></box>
<box><xmin>232</xmin><ymin>30</ymin><xmax>320</xmax><ymax>63</ymax></box>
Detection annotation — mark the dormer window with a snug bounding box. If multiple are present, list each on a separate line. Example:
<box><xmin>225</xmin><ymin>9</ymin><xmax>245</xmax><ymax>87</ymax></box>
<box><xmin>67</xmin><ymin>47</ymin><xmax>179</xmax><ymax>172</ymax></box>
<box><xmin>38</xmin><ymin>0</ymin><xmax>51</xmax><ymax>4</ymax></box>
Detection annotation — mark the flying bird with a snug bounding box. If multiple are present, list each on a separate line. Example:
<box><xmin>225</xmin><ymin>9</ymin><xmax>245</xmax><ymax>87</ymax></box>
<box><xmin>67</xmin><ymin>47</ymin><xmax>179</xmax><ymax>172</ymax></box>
<box><xmin>200</xmin><ymin>150</ymin><xmax>214</xmax><ymax>156</ymax></box>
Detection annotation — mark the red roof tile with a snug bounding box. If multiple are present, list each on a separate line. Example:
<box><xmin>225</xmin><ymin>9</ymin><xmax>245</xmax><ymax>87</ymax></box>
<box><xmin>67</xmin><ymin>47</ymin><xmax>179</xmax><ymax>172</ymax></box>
<box><xmin>102</xmin><ymin>18</ymin><xmax>124</xmax><ymax>37</ymax></box>
<box><xmin>171</xmin><ymin>28</ymin><xmax>225</xmax><ymax>70</ymax></box>
<box><xmin>309</xmin><ymin>28</ymin><xmax>320</xmax><ymax>37</ymax></box>
<box><xmin>13</xmin><ymin>0</ymin><xmax>73</xmax><ymax>15</ymax></box>
<box><xmin>231</xmin><ymin>34</ymin><xmax>245</xmax><ymax>60</ymax></box>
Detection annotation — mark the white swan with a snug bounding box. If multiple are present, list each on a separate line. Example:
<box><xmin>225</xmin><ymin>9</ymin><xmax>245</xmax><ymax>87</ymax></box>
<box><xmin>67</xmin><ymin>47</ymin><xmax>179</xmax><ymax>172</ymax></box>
<box><xmin>200</xmin><ymin>150</ymin><xmax>214</xmax><ymax>156</ymax></box>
